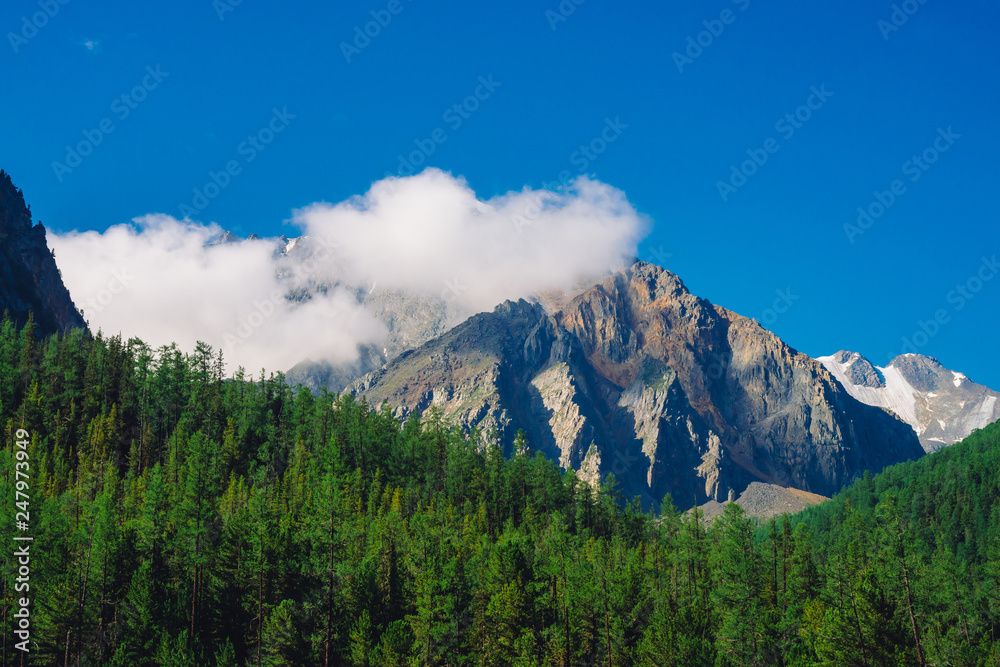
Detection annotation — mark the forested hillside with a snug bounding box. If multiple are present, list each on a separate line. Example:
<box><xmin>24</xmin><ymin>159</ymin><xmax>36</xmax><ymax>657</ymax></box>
<box><xmin>2</xmin><ymin>317</ymin><xmax>999</xmax><ymax>666</ymax></box>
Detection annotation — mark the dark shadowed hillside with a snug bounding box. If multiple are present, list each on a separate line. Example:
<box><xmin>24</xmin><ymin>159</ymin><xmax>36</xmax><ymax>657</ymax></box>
<box><xmin>0</xmin><ymin>170</ymin><xmax>86</xmax><ymax>335</ymax></box>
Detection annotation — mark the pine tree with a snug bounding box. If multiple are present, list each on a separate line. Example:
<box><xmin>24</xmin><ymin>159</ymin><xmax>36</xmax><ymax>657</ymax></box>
<box><xmin>710</xmin><ymin>502</ymin><xmax>767</xmax><ymax>666</ymax></box>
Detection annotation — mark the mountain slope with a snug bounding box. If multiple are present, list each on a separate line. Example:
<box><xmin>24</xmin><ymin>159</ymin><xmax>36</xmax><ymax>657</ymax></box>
<box><xmin>350</xmin><ymin>262</ymin><xmax>924</xmax><ymax>509</ymax></box>
<box><xmin>268</xmin><ymin>234</ymin><xmax>471</xmax><ymax>391</ymax></box>
<box><xmin>818</xmin><ymin>350</ymin><xmax>1000</xmax><ymax>452</ymax></box>
<box><xmin>269</xmin><ymin>234</ymin><xmax>624</xmax><ymax>392</ymax></box>
<box><xmin>0</xmin><ymin>170</ymin><xmax>86</xmax><ymax>335</ymax></box>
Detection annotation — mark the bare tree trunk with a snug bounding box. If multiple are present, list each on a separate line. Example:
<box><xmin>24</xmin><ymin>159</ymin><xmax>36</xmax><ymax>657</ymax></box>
<box><xmin>562</xmin><ymin>552</ymin><xmax>571</xmax><ymax>667</ymax></box>
<box><xmin>602</xmin><ymin>569</ymin><xmax>612</xmax><ymax>667</ymax></box>
<box><xmin>2</xmin><ymin>591</ymin><xmax>7</xmax><ymax>667</ymax></box>
<box><xmin>899</xmin><ymin>553</ymin><xmax>925</xmax><ymax>666</ymax></box>
<box><xmin>100</xmin><ymin>551</ymin><xmax>108</xmax><ymax>655</ymax></box>
<box><xmin>771</xmin><ymin>523</ymin><xmax>779</xmax><ymax>608</ymax></box>
<box><xmin>848</xmin><ymin>579</ymin><xmax>870</xmax><ymax>667</ymax></box>
<box><xmin>325</xmin><ymin>515</ymin><xmax>335</xmax><ymax>667</ymax></box>
<box><xmin>190</xmin><ymin>564</ymin><xmax>199</xmax><ymax>641</ymax></box>
<box><xmin>257</xmin><ymin>544</ymin><xmax>264</xmax><ymax>667</ymax></box>
<box><xmin>77</xmin><ymin>536</ymin><xmax>94</xmax><ymax>665</ymax></box>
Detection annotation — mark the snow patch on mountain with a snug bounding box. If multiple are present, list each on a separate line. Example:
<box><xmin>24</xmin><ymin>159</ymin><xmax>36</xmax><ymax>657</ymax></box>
<box><xmin>818</xmin><ymin>353</ymin><xmax>919</xmax><ymax>430</ymax></box>
<box><xmin>818</xmin><ymin>351</ymin><xmax>1000</xmax><ymax>453</ymax></box>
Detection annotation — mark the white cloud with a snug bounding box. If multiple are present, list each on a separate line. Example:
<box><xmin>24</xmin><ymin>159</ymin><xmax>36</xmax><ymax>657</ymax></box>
<box><xmin>50</xmin><ymin>216</ymin><xmax>385</xmax><ymax>373</ymax></box>
<box><xmin>50</xmin><ymin>170</ymin><xmax>649</xmax><ymax>374</ymax></box>
<box><xmin>295</xmin><ymin>169</ymin><xmax>649</xmax><ymax>311</ymax></box>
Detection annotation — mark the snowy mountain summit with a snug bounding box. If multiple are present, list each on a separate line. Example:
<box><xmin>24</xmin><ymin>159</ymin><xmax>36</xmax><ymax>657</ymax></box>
<box><xmin>818</xmin><ymin>351</ymin><xmax>1000</xmax><ymax>452</ymax></box>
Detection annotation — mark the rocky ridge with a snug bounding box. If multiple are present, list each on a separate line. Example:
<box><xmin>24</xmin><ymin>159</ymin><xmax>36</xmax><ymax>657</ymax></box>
<box><xmin>348</xmin><ymin>262</ymin><xmax>924</xmax><ymax>510</ymax></box>
<box><xmin>818</xmin><ymin>350</ymin><xmax>1000</xmax><ymax>452</ymax></box>
<box><xmin>0</xmin><ymin>170</ymin><xmax>86</xmax><ymax>335</ymax></box>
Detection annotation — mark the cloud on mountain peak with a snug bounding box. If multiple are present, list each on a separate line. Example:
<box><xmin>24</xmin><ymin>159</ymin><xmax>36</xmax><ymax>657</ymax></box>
<box><xmin>50</xmin><ymin>169</ymin><xmax>648</xmax><ymax>373</ymax></box>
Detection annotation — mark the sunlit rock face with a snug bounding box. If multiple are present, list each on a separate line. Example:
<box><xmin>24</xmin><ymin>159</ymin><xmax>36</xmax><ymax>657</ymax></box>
<box><xmin>349</xmin><ymin>262</ymin><xmax>923</xmax><ymax>510</ymax></box>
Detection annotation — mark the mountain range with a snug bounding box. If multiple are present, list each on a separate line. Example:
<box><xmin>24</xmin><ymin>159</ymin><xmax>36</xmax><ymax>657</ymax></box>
<box><xmin>240</xmin><ymin>231</ymin><xmax>1000</xmax><ymax>513</ymax></box>
<box><xmin>3</xmin><ymin>176</ymin><xmax>998</xmax><ymax>516</ymax></box>
<box><xmin>203</xmin><ymin>229</ymin><xmax>472</xmax><ymax>392</ymax></box>
<box><xmin>347</xmin><ymin>263</ymin><xmax>925</xmax><ymax>509</ymax></box>
<box><xmin>818</xmin><ymin>350</ymin><xmax>1000</xmax><ymax>452</ymax></box>
<box><xmin>159</xmin><ymin>229</ymin><xmax>1000</xmax><ymax>511</ymax></box>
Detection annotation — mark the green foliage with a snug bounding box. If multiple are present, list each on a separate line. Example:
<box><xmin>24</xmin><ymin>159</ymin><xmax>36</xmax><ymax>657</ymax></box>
<box><xmin>1</xmin><ymin>318</ymin><xmax>999</xmax><ymax>665</ymax></box>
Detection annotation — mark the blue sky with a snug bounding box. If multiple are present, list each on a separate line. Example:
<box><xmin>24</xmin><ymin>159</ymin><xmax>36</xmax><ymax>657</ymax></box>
<box><xmin>2</xmin><ymin>0</ymin><xmax>999</xmax><ymax>387</ymax></box>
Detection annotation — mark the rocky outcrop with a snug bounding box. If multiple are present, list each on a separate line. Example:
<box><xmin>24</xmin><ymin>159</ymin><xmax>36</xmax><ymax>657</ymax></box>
<box><xmin>0</xmin><ymin>170</ymin><xmax>86</xmax><ymax>335</ymax></box>
<box><xmin>349</xmin><ymin>298</ymin><xmax>546</xmax><ymax>439</ymax></box>
<box><xmin>819</xmin><ymin>351</ymin><xmax>1000</xmax><ymax>452</ymax></box>
<box><xmin>700</xmin><ymin>482</ymin><xmax>828</xmax><ymax>522</ymax></box>
<box><xmin>834</xmin><ymin>350</ymin><xmax>885</xmax><ymax>387</ymax></box>
<box><xmin>351</xmin><ymin>262</ymin><xmax>924</xmax><ymax>510</ymax></box>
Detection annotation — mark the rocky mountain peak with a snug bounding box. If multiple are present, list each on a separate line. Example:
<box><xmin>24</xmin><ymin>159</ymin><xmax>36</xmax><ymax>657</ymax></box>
<box><xmin>351</xmin><ymin>261</ymin><xmax>923</xmax><ymax>510</ymax></box>
<box><xmin>828</xmin><ymin>350</ymin><xmax>885</xmax><ymax>388</ymax></box>
<box><xmin>819</xmin><ymin>351</ymin><xmax>1000</xmax><ymax>452</ymax></box>
<box><xmin>206</xmin><ymin>230</ymin><xmax>241</xmax><ymax>246</ymax></box>
<box><xmin>0</xmin><ymin>170</ymin><xmax>32</xmax><ymax>237</ymax></box>
<box><xmin>613</xmin><ymin>260</ymin><xmax>692</xmax><ymax>301</ymax></box>
<box><xmin>887</xmin><ymin>353</ymin><xmax>950</xmax><ymax>393</ymax></box>
<box><xmin>0</xmin><ymin>170</ymin><xmax>87</xmax><ymax>335</ymax></box>
<box><xmin>494</xmin><ymin>297</ymin><xmax>545</xmax><ymax>320</ymax></box>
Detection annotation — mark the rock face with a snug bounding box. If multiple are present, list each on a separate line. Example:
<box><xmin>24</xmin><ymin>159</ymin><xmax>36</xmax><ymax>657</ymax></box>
<box><xmin>0</xmin><ymin>170</ymin><xmax>86</xmax><ymax>335</ymax></box>
<box><xmin>261</xmin><ymin>234</ymin><xmax>470</xmax><ymax>392</ymax></box>
<box><xmin>350</xmin><ymin>262</ymin><xmax>924</xmax><ymax>509</ymax></box>
<box><xmin>285</xmin><ymin>287</ymin><xmax>470</xmax><ymax>392</ymax></box>
<box><xmin>818</xmin><ymin>351</ymin><xmax>1000</xmax><ymax>452</ymax></box>
<box><xmin>279</xmin><ymin>236</ymin><xmax>622</xmax><ymax>393</ymax></box>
